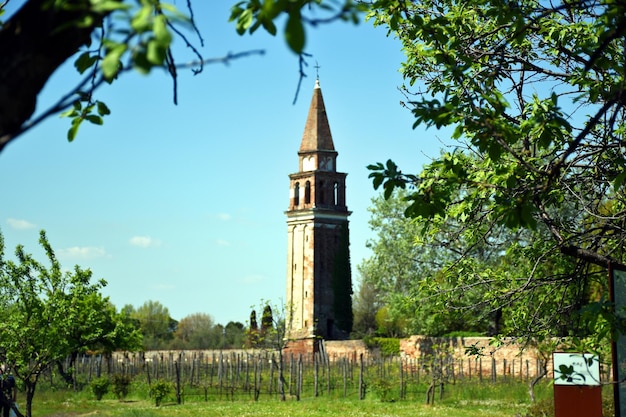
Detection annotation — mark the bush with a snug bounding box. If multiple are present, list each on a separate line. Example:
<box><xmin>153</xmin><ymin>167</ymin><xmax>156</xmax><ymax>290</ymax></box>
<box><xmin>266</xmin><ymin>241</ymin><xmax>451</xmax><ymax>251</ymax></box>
<box><xmin>370</xmin><ymin>376</ymin><xmax>398</xmax><ymax>402</ymax></box>
<box><xmin>90</xmin><ymin>376</ymin><xmax>110</xmax><ymax>400</ymax></box>
<box><xmin>150</xmin><ymin>379</ymin><xmax>173</xmax><ymax>407</ymax></box>
<box><xmin>372</xmin><ymin>338</ymin><xmax>400</xmax><ymax>356</ymax></box>
<box><xmin>111</xmin><ymin>374</ymin><xmax>132</xmax><ymax>400</ymax></box>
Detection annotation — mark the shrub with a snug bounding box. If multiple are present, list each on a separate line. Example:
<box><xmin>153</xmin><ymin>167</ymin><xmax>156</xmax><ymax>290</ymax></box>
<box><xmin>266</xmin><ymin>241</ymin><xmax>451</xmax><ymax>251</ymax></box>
<box><xmin>111</xmin><ymin>373</ymin><xmax>132</xmax><ymax>400</ymax></box>
<box><xmin>370</xmin><ymin>376</ymin><xmax>398</xmax><ymax>402</ymax></box>
<box><xmin>150</xmin><ymin>379</ymin><xmax>173</xmax><ymax>407</ymax></box>
<box><xmin>90</xmin><ymin>376</ymin><xmax>110</xmax><ymax>400</ymax></box>
<box><xmin>372</xmin><ymin>338</ymin><xmax>400</xmax><ymax>356</ymax></box>
<box><xmin>524</xmin><ymin>398</ymin><xmax>553</xmax><ymax>417</ymax></box>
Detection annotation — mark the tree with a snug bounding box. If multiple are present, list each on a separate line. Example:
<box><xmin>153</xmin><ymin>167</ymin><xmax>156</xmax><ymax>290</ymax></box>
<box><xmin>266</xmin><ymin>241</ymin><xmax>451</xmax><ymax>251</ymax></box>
<box><xmin>0</xmin><ymin>0</ymin><xmax>364</xmax><ymax>152</ymax></box>
<box><xmin>360</xmin><ymin>185</ymin><xmax>602</xmax><ymax>342</ymax></box>
<box><xmin>132</xmin><ymin>300</ymin><xmax>176</xmax><ymax>350</ymax></box>
<box><xmin>247</xmin><ymin>309</ymin><xmax>260</xmax><ymax>348</ymax></box>
<box><xmin>367</xmin><ymin>0</ymin><xmax>626</xmax><ymax>344</ymax></box>
<box><xmin>351</xmin><ymin>274</ymin><xmax>380</xmax><ymax>338</ymax></box>
<box><xmin>359</xmin><ymin>190</ymin><xmax>495</xmax><ymax>336</ymax></box>
<box><xmin>0</xmin><ymin>230</ymin><xmax>140</xmax><ymax>417</ymax></box>
<box><xmin>251</xmin><ymin>301</ymin><xmax>288</xmax><ymax>401</ymax></box>
<box><xmin>224</xmin><ymin>321</ymin><xmax>246</xmax><ymax>348</ymax></box>
<box><xmin>261</xmin><ymin>304</ymin><xmax>273</xmax><ymax>333</ymax></box>
<box><xmin>55</xmin><ymin>294</ymin><xmax>142</xmax><ymax>386</ymax></box>
<box><xmin>171</xmin><ymin>312</ymin><xmax>215</xmax><ymax>349</ymax></box>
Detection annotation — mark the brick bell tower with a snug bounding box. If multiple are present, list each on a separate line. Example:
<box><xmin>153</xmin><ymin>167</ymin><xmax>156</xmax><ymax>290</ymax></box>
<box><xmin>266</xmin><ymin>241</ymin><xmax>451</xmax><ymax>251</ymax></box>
<box><xmin>285</xmin><ymin>79</ymin><xmax>353</xmax><ymax>343</ymax></box>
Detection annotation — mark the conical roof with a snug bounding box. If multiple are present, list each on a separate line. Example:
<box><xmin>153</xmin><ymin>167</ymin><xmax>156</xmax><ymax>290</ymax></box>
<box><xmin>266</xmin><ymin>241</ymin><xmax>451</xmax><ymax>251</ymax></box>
<box><xmin>299</xmin><ymin>80</ymin><xmax>335</xmax><ymax>153</ymax></box>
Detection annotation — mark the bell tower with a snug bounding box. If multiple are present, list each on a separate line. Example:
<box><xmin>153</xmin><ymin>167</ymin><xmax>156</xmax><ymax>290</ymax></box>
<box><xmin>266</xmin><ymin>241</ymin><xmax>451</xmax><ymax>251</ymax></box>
<box><xmin>286</xmin><ymin>79</ymin><xmax>353</xmax><ymax>342</ymax></box>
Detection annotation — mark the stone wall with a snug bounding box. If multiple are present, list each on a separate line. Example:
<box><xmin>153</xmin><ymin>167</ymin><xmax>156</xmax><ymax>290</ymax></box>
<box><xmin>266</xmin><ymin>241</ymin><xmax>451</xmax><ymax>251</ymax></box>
<box><xmin>400</xmin><ymin>335</ymin><xmax>551</xmax><ymax>379</ymax></box>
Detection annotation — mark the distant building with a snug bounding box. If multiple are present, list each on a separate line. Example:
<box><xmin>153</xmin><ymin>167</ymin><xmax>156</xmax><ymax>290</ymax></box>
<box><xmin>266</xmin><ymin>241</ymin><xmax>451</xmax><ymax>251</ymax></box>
<box><xmin>285</xmin><ymin>79</ymin><xmax>353</xmax><ymax>346</ymax></box>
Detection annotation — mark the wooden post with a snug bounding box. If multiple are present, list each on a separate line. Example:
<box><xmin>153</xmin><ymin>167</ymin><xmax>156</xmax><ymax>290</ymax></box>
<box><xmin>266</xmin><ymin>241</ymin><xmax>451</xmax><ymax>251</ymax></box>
<box><xmin>314</xmin><ymin>352</ymin><xmax>319</xmax><ymax>397</ymax></box>
<box><xmin>175</xmin><ymin>360</ymin><xmax>182</xmax><ymax>404</ymax></box>
<box><xmin>399</xmin><ymin>357</ymin><xmax>405</xmax><ymax>400</ymax></box>
<box><xmin>359</xmin><ymin>353</ymin><xmax>365</xmax><ymax>400</ymax></box>
<box><xmin>326</xmin><ymin>356</ymin><xmax>331</xmax><ymax>396</ymax></box>
<box><xmin>343</xmin><ymin>358</ymin><xmax>348</xmax><ymax>398</ymax></box>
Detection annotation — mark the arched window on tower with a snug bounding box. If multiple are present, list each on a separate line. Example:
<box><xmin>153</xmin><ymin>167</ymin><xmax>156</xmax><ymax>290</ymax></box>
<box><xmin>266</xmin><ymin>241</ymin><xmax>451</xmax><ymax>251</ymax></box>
<box><xmin>333</xmin><ymin>182</ymin><xmax>339</xmax><ymax>206</ymax></box>
<box><xmin>319</xmin><ymin>181</ymin><xmax>325</xmax><ymax>204</ymax></box>
<box><xmin>294</xmin><ymin>182</ymin><xmax>300</xmax><ymax>206</ymax></box>
<box><xmin>305</xmin><ymin>181</ymin><xmax>311</xmax><ymax>204</ymax></box>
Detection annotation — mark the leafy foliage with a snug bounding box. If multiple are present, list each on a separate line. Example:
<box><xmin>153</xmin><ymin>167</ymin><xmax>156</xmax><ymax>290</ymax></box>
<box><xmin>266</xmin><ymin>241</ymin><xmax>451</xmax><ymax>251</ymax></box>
<box><xmin>130</xmin><ymin>300</ymin><xmax>177</xmax><ymax>350</ymax></box>
<box><xmin>0</xmin><ymin>1</ymin><xmax>366</xmax><ymax>151</ymax></box>
<box><xmin>366</xmin><ymin>0</ymin><xmax>626</xmax><ymax>345</ymax></box>
<box><xmin>230</xmin><ymin>0</ymin><xmax>366</xmax><ymax>54</ymax></box>
<box><xmin>150</xmin><ymin>379</ymin><xmax>173</xmax><ymax>407</ymax></box>
<box><xmin>90</xmin><ymin>376</ymin><xmax>111</xmax><ymax>401</ymax></box>
<box><xmin>0</xmin><ymin>230</ymin><xmax>139</xmax><ymax>417</ymax></box>
<box><xmin>111</xmin><ymin>373</ymin><xmax>132</xmax><ymax>401</ymax></box>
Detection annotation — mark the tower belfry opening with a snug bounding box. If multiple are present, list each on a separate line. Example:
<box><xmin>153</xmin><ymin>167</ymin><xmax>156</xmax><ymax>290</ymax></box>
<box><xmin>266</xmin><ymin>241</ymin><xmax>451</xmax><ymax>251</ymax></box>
<box><xmin>285</xmin><ymin>80</ymin><xmax>353</xmax><ymax>345</ymax></box>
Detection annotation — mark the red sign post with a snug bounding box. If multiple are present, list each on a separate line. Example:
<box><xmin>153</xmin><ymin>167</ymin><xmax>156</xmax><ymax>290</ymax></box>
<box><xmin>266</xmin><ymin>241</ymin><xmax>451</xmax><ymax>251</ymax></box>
<box><xmin>553</xmin><ymin>353</ymin><xmax>602</xmax><ymax>417</ymax></box>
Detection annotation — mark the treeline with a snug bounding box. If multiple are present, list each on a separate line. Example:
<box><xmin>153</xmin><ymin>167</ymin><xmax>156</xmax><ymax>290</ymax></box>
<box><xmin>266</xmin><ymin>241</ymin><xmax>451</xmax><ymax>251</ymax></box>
<box><xmin>120</xmin><ymin>301</ymin><xmax>279</xmax><ymax>351</ymax></box>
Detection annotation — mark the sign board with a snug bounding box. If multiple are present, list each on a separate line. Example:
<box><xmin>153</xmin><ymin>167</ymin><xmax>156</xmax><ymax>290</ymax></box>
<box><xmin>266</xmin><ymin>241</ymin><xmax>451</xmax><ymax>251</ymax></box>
<box><xmin>553</xmin><ymin>352</ymin><xmax>600</xmax><ymax>386</ymax></box>
<box><xmin>553</xmin><ymin>352</ymin><xmax>602</xmax><ymax>417</ymax></box>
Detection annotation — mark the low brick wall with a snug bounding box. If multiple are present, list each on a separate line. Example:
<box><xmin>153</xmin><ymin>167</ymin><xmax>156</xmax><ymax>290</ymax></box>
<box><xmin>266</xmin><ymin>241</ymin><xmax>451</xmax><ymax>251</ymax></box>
<box><xmin>400</xmin><ymin>335</ymin><xmax>550</xmax><ymax>379</ymax></box>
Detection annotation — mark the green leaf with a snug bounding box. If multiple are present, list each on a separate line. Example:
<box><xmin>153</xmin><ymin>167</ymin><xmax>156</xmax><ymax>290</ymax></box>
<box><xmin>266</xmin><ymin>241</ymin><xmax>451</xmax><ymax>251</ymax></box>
<box><xmin>153</xmin><ymin>14</ymin><xmax>172</xmax><ymax>46</ymax></box>
<box><xmin>67</xmin><ymin>118</ymin><xmax>83</xmax><ymax>142</ymax></box>
<box><xmin>285</xmin><ymin>12</ymin><xmax>305</xmax><ymax>54</ymax></box>
<box><xmin>74</xmin><ymin>52</ymin><xmax>98</xmax><ymax>74</ymax></box>
<box><xmin>96</xmin><ymin>101</ymin><xmax>111</xmax><ymax>116</ymax></box>
<box><xmin>91</xmin><ymin>0</ymin><xmax>131</xmax><ymax>13</ymax></box>
<box><xmin>101</xmin><ymin>43</ymin><xmax>127</xmax><ymax>81</ymax></box>
<box><xmin>146</xmin><ymin>39</ymin><xmax>167</xmax><ymax>65</ymax></box>
<box><xmin>85</xmin><ymin>115</ymin><xmax>103</xmax><ymax>125</ymax></box>
<box><xmin>131</xmin><ymin>5</ymin><xmax>153</xmax><ymax>33</ymax></box>
<box><xmin>261</xmin><ymin>17</ymin><xmax>277</xmax><ymax>36</ymax></box>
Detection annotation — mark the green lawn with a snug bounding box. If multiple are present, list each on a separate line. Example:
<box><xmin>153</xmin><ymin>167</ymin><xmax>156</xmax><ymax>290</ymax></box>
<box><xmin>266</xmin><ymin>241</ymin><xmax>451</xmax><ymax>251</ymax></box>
<box><xmin>30</xmin><ymin>380</ymin><xmax>545</xmax><ymax>417</ymax></box>
<box><xmin>32</xmin><ymin>397</ymin><xmax>529</xmax><ymax>417</ymax></box>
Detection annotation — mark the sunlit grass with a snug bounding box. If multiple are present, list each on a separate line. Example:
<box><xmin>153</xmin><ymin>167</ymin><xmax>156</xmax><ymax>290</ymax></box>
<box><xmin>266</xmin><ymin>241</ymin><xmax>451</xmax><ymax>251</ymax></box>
<box><xmin>29</xmin><ymin>380</ymin><xmax>550</xmax><ymax>417</ymax></box>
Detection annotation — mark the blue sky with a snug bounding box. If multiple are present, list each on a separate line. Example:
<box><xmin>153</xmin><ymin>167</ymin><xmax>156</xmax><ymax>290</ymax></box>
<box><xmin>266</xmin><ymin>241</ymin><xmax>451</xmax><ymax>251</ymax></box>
<box><xmin>0</xmin><ymin>2</ymin><xmax>446</xmax><ymax>325</ymax></box>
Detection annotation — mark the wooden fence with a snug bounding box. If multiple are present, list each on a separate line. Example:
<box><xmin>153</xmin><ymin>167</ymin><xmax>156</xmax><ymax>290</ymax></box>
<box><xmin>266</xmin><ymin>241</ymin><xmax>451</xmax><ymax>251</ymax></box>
<box><xmin>48</xmin><ymin>348</ymin><xmax>607</xmax><ymax>403</ymax></box>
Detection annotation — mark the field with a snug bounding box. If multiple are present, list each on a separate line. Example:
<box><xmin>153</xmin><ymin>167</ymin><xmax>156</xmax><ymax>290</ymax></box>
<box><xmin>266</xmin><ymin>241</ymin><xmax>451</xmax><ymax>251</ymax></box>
<box><xmin>19</xmin><ymin>351</ymin><xmax>573</xmax><ymax>417</ymax></box>
<box><xmin>30</xmin><ymin>379</ymin><xmax>552</xmax><ymax>417</ymax></box>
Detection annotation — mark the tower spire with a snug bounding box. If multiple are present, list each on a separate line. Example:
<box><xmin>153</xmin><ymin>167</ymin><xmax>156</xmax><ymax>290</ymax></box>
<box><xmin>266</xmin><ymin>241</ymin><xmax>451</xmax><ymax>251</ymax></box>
<box><xmin>299</xmin><ymin>78</ymin><xmax>335</xmax><ymax>153</ymax></box>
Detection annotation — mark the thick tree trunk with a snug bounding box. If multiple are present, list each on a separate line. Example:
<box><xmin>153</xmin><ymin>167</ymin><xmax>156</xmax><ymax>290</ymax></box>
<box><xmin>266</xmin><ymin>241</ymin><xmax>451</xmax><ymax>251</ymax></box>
<box><xmin>0</xmin><ymin>0</ymin><xmax>112</xmax><ymax>151</ymax></box>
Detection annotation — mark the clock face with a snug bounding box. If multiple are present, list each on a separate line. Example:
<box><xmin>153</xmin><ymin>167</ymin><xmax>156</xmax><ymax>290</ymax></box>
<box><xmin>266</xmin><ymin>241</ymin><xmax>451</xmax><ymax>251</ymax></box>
<box><xmin>302</xmin><ymin>155</ymin><xmax>315</xmax><ymax>171</ymax></box>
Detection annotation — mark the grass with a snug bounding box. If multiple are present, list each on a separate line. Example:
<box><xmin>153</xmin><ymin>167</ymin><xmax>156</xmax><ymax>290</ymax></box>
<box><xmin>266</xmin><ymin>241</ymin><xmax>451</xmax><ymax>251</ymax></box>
<box><xmin>32</xmin><ymin>397</ymin><xmax>527</xmax><ymax>417</ymax></box>
<box><xmin>28</xmin><ymin>379</ymin><xmax>550</xmax><ymax>417</ymax></box>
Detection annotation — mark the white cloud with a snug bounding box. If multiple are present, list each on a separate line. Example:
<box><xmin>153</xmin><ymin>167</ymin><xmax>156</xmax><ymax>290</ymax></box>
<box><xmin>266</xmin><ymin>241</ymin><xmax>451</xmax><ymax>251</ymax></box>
<box><xmin>6</xmin><ymin>218</ymin><xmax>36</xmax><ymax>230</ymax></box>
<box><xmin>129</xmin><ymin>236</ymin><xmax>161</xmax><ymax>248</ymax></box>
<box><xmin>58</xmin><ymin>246</ymin><xmax>107</xmax><ymax>260</ymax></box>
<box><xmin>217</xmin><ymin>213</ymin><xmax>232</xmax><ymax>221</ymax></box>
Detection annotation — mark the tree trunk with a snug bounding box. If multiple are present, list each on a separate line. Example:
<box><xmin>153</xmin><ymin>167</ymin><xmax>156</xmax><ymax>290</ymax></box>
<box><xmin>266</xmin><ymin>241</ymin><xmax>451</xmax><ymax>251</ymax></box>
<box><xmin>528</xmin><ymin>359</ymin><xmax>548</xmax><ymax>403</ymax></box>
<box><xmin>24</xmin><ymin>380</ymin><xmax>36</xmax><ymax>417</ymax></box>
